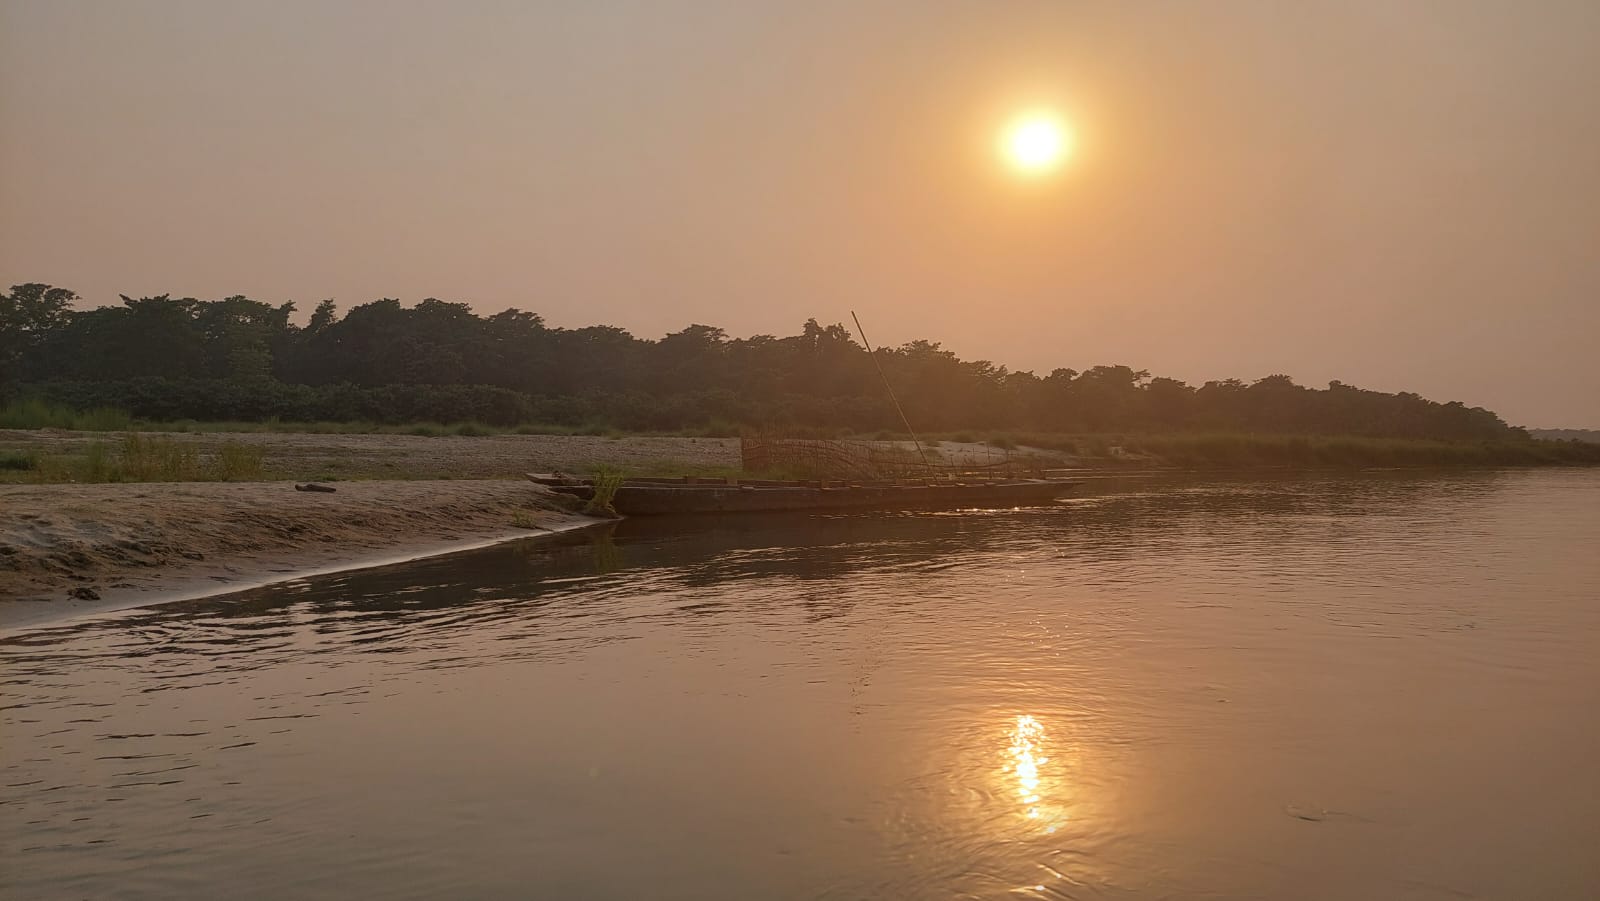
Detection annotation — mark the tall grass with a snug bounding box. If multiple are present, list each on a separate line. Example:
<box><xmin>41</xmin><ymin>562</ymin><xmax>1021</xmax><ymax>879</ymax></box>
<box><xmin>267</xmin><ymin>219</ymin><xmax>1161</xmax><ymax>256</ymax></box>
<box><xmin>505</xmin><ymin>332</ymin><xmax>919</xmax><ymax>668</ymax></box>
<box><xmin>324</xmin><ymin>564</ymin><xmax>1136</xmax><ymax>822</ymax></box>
<box><xmin>3</xmin><ymin>398</ymin><xmax>771</xmax><ymax>442</ymax></box>
<box><xmin>0</xmin><ymin>398</ymin><xmax>132</xmax><ymax>431</ymax></box>
<box><xmin>2</xmin><ymin>399</ymin><xmax>747</xmax><ymax>438</ymax></box>
<box><xmin>81</xmin><ymin>441</ymin><xmax>122</xmax><ymax>482</ymax></box>
<box><xmin>5</xmin><ymin>435</ymin><xmax>271</xmax><ymax>484</ymax></box>
<box><xmin>584</xmin><ymin>466</ymin><xmax>626</xmax><ymax>517</ymax></box>
<box><xmin>121</xmin><ymin>433</ymin><xmax>201</xmax><ymax>480</ymax></box>
<box><xmin>214</xmin><ymin>441</ymin><xmax>266</xmax><ymax>480</ymax></box>
<box><xmin>0</xmin><ymin>450</ymin><xmax>38</xmax><ymax>471</ymax></box>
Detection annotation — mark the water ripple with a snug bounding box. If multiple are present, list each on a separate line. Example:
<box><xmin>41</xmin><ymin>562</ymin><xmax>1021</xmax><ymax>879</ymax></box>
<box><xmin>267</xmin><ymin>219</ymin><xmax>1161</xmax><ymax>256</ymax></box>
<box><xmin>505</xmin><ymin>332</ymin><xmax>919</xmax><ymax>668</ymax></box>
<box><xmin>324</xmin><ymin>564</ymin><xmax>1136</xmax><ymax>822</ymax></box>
<box><xmin>3</xmin><ymin>470</ymin><xmax>1599</xmax><ymax>899</ymax></box>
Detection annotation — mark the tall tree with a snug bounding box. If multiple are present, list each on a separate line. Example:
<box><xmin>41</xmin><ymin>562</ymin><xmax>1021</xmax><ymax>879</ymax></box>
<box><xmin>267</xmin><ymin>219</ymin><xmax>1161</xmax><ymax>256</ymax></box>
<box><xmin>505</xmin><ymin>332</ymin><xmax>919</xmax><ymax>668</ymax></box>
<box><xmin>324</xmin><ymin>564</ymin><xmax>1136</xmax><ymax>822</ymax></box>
<box><xmin>0</xmin><ymin>283</ymin><xmax>77</xmax><ymax>387</ymax></box>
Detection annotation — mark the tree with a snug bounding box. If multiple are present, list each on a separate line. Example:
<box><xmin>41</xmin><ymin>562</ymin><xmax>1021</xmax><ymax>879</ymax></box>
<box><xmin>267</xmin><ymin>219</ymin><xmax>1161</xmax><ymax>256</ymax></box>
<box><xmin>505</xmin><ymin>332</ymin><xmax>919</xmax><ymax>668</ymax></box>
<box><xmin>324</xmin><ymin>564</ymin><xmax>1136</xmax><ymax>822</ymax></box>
<box><xmin>0</xmin><ymin>283</ymin><xmax>77</xmax><ymax>386</ymax></box>
<box><xmin>2</xmin><ymin>281</ymin><xmax>1536</xmax><ymax>442</ymax></box>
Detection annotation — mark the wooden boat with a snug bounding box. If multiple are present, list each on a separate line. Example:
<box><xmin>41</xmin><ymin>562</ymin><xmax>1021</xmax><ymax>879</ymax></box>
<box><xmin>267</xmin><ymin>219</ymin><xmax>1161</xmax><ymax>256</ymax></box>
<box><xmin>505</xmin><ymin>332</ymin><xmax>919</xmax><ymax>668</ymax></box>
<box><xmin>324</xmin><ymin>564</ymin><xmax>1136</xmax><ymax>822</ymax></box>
<box><xmin>526</xmin><ymin>473</ymin><xmax>1078</xmax><ymax>516</ymax></box>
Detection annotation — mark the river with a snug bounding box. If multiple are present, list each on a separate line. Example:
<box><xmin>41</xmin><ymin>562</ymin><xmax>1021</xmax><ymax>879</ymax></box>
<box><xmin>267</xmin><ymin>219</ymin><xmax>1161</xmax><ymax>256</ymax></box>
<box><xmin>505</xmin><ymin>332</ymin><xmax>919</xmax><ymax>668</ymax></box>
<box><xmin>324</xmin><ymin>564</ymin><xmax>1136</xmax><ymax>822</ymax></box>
<box><xmin>4</xmin><ymin>470</ymin><xmax>1598</xmax><ymax>899</ymax></box>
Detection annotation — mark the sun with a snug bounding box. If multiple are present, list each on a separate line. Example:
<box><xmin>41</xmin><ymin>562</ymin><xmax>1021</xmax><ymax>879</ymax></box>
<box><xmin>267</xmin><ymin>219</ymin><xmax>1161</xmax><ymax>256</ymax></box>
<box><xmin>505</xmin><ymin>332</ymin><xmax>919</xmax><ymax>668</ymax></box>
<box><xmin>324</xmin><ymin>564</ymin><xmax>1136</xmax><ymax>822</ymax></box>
<box><xmin>1000</xmin><ymin>113</ymin><xmax>1071</xmax><ymax>175</ymax></box>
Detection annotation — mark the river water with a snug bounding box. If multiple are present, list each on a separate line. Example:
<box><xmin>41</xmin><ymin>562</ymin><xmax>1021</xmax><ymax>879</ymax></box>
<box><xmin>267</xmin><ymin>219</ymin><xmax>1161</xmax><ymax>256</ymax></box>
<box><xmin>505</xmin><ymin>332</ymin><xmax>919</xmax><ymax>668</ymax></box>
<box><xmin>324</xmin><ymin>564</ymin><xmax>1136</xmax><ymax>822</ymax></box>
<box><xmin>4</xmin><ymin>470</ymin><xmax>1599</xmax><ymax>899</ymax></box>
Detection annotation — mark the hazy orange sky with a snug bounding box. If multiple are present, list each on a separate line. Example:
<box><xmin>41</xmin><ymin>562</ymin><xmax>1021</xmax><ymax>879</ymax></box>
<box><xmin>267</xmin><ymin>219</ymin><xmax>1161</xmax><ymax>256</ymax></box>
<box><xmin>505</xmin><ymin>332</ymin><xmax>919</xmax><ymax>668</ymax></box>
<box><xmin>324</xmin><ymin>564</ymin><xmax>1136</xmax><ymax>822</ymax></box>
<box><xmin>3</xmin><ymin>1</ymin><xmax>1597</xmax><ymax>427</ymax></box>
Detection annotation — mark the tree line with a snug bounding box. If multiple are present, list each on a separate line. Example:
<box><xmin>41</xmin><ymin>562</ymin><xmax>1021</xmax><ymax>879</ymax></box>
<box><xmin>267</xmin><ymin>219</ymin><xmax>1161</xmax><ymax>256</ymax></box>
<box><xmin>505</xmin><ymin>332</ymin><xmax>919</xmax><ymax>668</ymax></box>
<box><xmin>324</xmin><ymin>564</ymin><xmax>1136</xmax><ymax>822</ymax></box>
<box><xmin>0</xmin><ymin>283</ymin><xmax>1529</xmax><ymax>441</ymax></box>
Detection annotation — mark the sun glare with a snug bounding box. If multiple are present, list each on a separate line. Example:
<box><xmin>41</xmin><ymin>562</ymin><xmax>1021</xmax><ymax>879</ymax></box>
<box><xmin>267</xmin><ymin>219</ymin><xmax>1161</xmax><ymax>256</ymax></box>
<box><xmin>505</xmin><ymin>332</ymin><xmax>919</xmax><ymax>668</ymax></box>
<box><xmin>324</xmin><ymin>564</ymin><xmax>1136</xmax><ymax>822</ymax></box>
<box><xmin>1000</xmin><ymin>113</ymin><xmax>1071</xmax><ymax>175</ymax></box>
<box><xmin>1006</xmin><ymin>714</ymin><xmax>1061</xmax><ymax>830</ymax></box>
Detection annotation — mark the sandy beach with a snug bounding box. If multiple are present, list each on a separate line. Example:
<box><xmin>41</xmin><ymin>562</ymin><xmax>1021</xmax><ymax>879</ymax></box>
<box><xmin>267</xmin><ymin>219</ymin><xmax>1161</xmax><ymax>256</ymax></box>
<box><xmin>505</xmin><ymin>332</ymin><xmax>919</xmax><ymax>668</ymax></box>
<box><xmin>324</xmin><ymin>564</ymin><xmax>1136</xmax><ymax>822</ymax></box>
<box><xmin>0</xmin><ymin>479</ymin><xmax>605</xmax><ymax>627</ymax></box>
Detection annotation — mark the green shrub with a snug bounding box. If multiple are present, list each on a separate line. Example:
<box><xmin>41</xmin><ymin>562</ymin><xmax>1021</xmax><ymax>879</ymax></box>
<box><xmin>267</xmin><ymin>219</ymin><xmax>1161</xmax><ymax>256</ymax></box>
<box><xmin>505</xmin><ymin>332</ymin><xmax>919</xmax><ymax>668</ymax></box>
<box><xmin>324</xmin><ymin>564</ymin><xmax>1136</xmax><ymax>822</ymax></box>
<box><xmin>121</xmin><ymin>433</ymin><xmax>200</xmax><ymax>481</ymax></box>
<box><xmin>0</xmin><ymin>450</ymin><xmax>39</xmax><ymax>470</ymax></box>
<box><xmin>81</xmin><ymin>441</ymin><xmax>123</xmax><ymax>482</ymax></box>
<box><xmin>34</xmin><ymin>455</ymin><xmax>76</xmax><ymax>482</ymax></box>
<box><xmin>585</xmin><ymin>466</ymin><xmax>626</xmax><ymax>517</ymax></box>
<box><xmin>213</xmin><ymin>441</ymin><xmax>265</xmax><ymax>480</ymax></box>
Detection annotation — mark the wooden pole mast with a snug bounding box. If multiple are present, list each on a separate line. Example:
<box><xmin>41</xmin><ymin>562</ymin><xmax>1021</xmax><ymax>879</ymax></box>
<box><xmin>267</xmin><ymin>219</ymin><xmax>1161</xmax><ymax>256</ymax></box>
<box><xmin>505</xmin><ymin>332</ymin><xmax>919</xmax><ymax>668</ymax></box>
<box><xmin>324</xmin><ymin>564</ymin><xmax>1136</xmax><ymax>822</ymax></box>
<box><xmin>850</xmin><ymin>310</ymin><xmax>931</xmax><ymax>470</ymax></box>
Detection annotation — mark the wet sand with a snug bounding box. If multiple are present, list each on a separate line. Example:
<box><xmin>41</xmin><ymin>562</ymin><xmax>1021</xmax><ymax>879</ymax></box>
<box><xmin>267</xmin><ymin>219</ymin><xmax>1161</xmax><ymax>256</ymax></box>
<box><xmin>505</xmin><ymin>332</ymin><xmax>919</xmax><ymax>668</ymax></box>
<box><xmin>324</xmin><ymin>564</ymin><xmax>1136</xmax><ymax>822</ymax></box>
<box><xmin>0</xmin><ymin>480</ymin><xmax>605</xmax><ymax>627</ymax></box>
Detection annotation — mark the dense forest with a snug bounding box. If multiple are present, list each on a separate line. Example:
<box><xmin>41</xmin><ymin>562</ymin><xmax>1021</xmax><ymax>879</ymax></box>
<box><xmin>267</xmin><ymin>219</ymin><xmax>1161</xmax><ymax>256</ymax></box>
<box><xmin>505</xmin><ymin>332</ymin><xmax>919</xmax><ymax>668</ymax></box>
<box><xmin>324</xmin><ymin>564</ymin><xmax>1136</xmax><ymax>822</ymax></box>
<box><xmin>0</xmin><ymin>283</ymin><xmax>1534</xmax><ymax>441</ymax></box>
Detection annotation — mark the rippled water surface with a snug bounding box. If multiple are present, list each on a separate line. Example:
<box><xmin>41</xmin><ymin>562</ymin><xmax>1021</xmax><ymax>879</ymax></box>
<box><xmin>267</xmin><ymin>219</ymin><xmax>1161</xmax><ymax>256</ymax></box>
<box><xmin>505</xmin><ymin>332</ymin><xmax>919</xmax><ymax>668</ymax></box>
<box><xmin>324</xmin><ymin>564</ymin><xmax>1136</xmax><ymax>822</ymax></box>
<box><xmin>5</xmin><ymin>470</ymin><xmax>1600</xmax><ymax>899</ymax></box>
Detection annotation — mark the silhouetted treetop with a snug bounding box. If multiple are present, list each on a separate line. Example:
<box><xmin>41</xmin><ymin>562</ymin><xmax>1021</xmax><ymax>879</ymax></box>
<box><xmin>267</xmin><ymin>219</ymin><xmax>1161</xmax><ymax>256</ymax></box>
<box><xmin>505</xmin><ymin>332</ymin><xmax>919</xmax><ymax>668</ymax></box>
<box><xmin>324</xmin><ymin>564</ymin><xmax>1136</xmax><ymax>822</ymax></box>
<box><xmin>0</xmin><ymin>283</ymin><xmax>1524</xmax><ymax>440</ymax></box>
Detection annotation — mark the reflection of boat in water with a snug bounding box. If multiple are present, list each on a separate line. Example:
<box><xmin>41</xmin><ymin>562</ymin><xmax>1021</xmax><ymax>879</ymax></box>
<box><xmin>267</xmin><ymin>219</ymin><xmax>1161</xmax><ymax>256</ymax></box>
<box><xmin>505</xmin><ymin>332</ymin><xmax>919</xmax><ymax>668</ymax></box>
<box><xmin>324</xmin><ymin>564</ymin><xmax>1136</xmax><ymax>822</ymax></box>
<box><xmin>527</xmin><ymin>473</ymin><xmax>1079</xmax><ymax>516</ymax></box>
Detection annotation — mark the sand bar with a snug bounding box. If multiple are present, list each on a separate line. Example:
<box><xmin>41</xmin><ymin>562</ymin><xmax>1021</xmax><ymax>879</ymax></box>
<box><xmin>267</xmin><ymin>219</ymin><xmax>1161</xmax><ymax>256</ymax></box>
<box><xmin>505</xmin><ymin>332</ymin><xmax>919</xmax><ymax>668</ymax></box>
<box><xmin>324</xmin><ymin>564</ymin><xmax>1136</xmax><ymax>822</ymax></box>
<box><xmin>0</xmin><ymin>479</ymin><xmax>605</xmax><ymax>628</ymax></box>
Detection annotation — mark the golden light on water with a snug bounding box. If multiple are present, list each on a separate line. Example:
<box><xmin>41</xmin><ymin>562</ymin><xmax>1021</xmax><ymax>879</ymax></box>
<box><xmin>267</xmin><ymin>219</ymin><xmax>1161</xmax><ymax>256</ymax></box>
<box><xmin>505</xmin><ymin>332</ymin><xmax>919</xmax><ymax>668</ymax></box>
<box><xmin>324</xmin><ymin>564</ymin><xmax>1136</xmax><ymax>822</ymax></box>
<box><xmin>1006</xmin><ymin>714</ymin><xmax>1060</xmax><ymax>830</ymax></box>
<box><xmin>999</xmin><ymin>113</ymin><xmax>1071</xmax><ymax>175</ymax></box>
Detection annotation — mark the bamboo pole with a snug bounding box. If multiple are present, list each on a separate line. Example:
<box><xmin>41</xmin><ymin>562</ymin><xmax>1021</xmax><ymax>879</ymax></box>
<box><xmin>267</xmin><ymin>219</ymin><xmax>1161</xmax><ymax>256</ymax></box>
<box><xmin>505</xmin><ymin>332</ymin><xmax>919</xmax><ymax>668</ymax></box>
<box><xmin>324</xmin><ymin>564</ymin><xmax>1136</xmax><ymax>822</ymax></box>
<box><xmin>850</xmin><ymin>310</ymin><xmax>931</xmax><ymax>471</ymax></box>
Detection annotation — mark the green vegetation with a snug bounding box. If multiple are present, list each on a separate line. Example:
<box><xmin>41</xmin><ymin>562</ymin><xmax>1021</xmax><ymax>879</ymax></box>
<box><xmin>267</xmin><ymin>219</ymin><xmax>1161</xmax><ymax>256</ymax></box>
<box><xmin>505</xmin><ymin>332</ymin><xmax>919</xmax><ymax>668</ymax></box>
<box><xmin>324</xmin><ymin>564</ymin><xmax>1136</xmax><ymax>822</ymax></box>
<box><xmin>1113</xmin><ymin>433</ymin><xmax>1600</xmax><ymax>467</ymax></box>
<box><xmin>80</xmin><ymin>441</ymin><xmax>119</xmax><ymax>482</ymax></box>
<box><xmin>584</xmin><ymin>466</ymin><xmax>626</xmax><ymax>517</ymax></box>
<box><xmin>214</xmin><ymin>441</ymin><xmax>266</xmax><ymax>480</ymax></box>
<box><xmin>925</xmin><ymin>430</ymin><xmax>1600</xmax><ymax>467</ymax></box>
<box><xmin>2</xmin><ymin>282</ymin><xmax>1540</xmax><ymax>445</ymax></box>
<box><xmin>4</xmin><ymin>434</ymin><xmax>271</xmax><ymax>484</ymax></box>
<box><xmin>0</xmin><ymin>399</ymin><xmax>722</xmax><ymax>439</ymax></box>
<box><xmin>1529</xmin><ymin>428</ymin><xmax>1600</xmax><ymax>444</ymax></box>
<box><xmin>121</xmin><ymin>433</ymin><xmax>200</xmax><ymax>480</ymax></box>
<box><xmin>0</xmin><ymin>449</ymin><xmax>39</xmax><ymax>470</ymax></box>
<box><xmin>0</xmin><ymin>397</ymin><xmax>132</xmax><ymax>431</ymax></box>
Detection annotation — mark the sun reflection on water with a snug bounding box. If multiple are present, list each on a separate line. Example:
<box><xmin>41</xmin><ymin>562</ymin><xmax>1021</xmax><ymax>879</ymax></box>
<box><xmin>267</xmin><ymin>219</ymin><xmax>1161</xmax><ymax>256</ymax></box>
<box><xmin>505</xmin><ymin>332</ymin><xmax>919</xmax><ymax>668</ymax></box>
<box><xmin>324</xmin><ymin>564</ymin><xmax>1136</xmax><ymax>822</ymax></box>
<box><xmin>1006</xmin><ymin>714</ymin><xmax>1061</xmax><ymax>833</ymax></box>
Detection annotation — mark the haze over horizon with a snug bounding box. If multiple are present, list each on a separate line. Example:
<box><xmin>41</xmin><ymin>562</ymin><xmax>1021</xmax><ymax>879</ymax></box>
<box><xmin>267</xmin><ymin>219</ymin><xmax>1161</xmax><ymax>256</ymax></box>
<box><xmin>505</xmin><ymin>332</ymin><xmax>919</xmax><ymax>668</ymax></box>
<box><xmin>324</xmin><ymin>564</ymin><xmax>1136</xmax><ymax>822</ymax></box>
<box><xmin>3</xmin><ymin>1</ymin><xmax>1596</xmax><ymax>428</ymax></box>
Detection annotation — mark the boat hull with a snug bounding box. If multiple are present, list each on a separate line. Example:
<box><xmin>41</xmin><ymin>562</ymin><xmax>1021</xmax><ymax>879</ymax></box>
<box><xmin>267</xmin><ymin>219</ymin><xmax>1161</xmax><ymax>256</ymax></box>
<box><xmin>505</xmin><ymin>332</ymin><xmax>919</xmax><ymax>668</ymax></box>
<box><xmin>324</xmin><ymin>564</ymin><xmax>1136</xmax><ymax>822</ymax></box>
<box><xmin>551</xmin><ymin>479</ymin><xmax>1077</xmax><ymax>516</ymax></box>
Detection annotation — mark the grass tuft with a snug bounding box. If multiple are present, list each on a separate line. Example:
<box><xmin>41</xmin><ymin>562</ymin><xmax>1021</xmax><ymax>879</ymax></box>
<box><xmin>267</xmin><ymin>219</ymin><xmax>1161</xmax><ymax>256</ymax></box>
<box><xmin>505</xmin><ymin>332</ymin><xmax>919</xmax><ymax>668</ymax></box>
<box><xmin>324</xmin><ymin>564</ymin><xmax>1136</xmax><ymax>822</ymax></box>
<box><xmin>122</xmin><ymin>433</ymin><xmax>200</xmax><ymax>481</ymax></box>
<box><xmin>584</xmin><ymin>465</ymin><xmax>626</xmax><ymax>517</ymax></box>
<box><xmin>0</xmin><ymin>450</ymin><xmax>39</xmax><ymax>471</ymax></box>
<box><xmin>214</xmin><ymin>441</ymin><xmax>266</xmax><ymax>480</ymax></box>
<box><xmin>0</xmin><ymin>433</ymin><xmax>270</xmax><ymax>484</ymax></box>
<box><xmin>82</xmin><ymin>441</ymin><xmax>124</xmax><ymax>482</ymax></box>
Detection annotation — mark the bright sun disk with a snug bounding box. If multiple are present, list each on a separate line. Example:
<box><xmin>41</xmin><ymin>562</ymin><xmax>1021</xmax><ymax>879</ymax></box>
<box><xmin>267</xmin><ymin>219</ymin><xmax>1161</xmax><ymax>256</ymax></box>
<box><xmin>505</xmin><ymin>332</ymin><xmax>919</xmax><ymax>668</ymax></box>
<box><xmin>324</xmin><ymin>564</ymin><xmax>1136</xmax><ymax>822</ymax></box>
<box><xmin>1001</xmin><ymin>114</ymin><xmax>1071</xmax><ymax>175</ymax></box>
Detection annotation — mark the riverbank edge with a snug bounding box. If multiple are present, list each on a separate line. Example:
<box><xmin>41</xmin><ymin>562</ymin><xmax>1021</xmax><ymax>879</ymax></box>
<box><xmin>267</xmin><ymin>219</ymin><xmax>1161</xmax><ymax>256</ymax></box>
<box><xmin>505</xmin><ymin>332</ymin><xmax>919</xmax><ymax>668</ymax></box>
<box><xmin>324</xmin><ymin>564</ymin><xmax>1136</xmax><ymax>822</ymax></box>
<box><xmin>0</xmin><ymin>480</ymin><xmax>612</xmax><ymax>630</ymax></box>
<box><xmin>0</xmin><ymin>517</ymin><xmax>611</xmax><ymax>631</ymax></box>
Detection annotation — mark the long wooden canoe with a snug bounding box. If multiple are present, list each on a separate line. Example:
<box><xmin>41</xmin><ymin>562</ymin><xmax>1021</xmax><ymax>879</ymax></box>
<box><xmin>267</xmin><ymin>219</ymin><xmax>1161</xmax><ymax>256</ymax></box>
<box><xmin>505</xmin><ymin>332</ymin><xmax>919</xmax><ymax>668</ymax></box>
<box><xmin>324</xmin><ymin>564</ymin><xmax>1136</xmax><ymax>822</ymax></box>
<box><xmin>527</xmin><ymin>474</ymin><xmax>1078</xmax><ymax>515</ymax></box>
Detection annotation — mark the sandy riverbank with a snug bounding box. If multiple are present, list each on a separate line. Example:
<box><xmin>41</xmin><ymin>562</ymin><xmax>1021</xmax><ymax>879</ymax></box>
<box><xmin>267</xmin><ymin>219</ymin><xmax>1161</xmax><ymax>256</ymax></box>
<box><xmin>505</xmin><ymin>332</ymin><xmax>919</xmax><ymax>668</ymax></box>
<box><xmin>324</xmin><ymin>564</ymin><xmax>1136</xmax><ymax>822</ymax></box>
<box><xmin>0</xmin><ymin>480</ymin><xmax>605</xmax><ymax>627</ymax></box>
<box><xmin>0</xmin><ymin>430</ymin><xmax>743</xmax><ymax>480</ymax></box>
<box><xmin>0</xmin><ymin>430</ymin><xmax>1087</xmax><ymax>627</ymax></box>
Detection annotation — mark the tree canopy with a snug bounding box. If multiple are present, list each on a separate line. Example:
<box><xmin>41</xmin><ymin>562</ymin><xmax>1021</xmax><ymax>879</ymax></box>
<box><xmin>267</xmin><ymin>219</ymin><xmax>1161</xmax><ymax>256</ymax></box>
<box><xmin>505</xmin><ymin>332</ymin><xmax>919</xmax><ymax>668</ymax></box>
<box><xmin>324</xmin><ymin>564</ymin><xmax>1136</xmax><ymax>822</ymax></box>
<box><xmin>0</xmin><ymin>283</ymin><xmax>1525</xmax><ymax>440</ymax></box>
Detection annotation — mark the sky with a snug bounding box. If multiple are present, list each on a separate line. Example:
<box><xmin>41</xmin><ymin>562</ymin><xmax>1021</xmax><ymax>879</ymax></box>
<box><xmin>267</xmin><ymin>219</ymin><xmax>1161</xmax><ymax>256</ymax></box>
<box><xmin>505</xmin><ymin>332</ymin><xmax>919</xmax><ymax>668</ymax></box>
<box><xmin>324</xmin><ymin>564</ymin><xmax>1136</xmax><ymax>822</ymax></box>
<box><xmin>2</xmin><ymin>0</ymin><xmax>1597</xmax><ymax>428</ymax></box>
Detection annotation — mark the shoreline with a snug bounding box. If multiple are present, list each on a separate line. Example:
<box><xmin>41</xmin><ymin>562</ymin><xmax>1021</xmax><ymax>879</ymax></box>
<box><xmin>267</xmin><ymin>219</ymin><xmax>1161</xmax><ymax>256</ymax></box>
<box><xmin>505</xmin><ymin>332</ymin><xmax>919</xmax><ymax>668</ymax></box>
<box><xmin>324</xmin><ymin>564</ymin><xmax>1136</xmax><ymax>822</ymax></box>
<box><xmin>0</xmin><ymin>479</ymin><xmax>608</xmax><ymax>630</ymax></box>
<box><xmin>0</xmin><ymin>520</ymin><xmax>609</xmax><ymax>631</ymax></box>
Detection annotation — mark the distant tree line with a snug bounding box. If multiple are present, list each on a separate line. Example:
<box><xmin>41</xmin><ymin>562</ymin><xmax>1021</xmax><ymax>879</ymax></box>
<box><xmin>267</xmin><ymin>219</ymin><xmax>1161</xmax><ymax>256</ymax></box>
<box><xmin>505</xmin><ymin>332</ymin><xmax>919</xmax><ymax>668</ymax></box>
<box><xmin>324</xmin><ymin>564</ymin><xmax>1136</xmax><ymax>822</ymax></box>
<box><xmin>0</xmin><ymin>283</ymin><xmax>1531</xmax><ymax>440</ymax></box>
<box><xmin>1528</xmin><ymin>429</ymin><xmax>1599</xmax><ymax>444</ymax></box>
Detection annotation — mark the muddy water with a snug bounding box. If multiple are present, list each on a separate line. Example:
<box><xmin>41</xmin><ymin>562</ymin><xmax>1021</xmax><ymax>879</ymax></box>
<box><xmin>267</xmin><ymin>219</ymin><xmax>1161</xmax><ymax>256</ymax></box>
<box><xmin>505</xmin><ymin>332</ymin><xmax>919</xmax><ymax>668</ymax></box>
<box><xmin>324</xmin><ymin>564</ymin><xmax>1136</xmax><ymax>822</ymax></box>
<box><xmin>4</xmin><ymin>470</ymin><xmax>1599</xmax><ymax>899</ymax></box>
